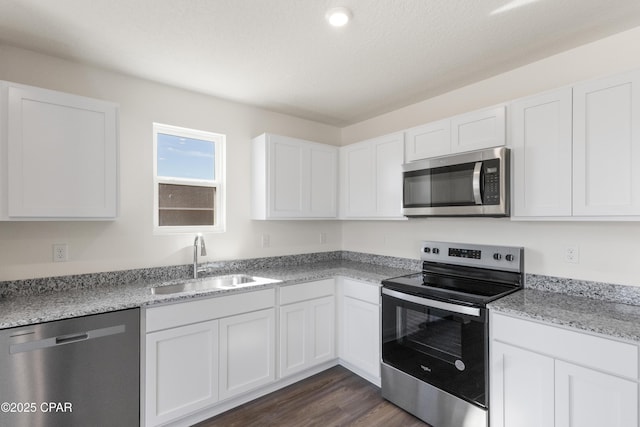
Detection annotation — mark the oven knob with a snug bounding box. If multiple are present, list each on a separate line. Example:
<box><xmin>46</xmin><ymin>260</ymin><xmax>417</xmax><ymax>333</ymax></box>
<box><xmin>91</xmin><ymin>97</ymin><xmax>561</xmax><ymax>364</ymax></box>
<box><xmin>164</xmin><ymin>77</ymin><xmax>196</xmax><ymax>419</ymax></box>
<box><xmin>505</xmin><ymin>254</ymin><xmax>515</xmax><ymax>262</ymax></box>
<box><xmin>423</xmin><ymin>247</ymin><xmax>431</xmax><ymax>253</ymax></box>
<box><xmin>432</xmin><ymin>248</ymin><xmax>440</xmax><ymax>255</ymax></box>
<box><xmin>493</xmin><ymin>253</ymin><xmax>502</xmax><ymax>261</ymax></box>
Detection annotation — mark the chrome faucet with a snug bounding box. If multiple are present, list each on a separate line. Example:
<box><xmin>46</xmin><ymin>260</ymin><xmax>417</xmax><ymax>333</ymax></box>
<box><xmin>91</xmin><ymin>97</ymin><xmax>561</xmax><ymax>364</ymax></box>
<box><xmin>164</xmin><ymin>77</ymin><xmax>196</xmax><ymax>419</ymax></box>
<box><xmin>193</xmin><ymin>234</ymin><xmax>207</xmax><ymax>278</ymax></box>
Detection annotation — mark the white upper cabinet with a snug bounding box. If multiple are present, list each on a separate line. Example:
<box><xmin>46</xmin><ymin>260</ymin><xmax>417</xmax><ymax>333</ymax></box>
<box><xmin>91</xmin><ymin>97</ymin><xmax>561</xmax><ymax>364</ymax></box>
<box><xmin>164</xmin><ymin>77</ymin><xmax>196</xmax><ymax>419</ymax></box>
<box><xmin>405</xmin><ymin>119</ymin><xmax>451</xmax><ymax>161</ymax></box>
<box><xmin>0</xmin><ymin>81</ymin><xmax>118</xmax><ymax>220</ymax></box>
<box><xmin>403</xmin><ymin>105</ymin><xmax>505</xmax><ymax>163</ymax></box>
<box><xmin>252</xmin><ymin>133</ymin><xmax>338</xmax><ymax>219</ymax></box>
<box><xmin>511</xmin><ymin>69</ymin><xmax>640</xmax><ymax>219</ymax></box>
<box><xmin>451</xmin><ymin>105</ymin><xmax>506</xmax><ymax>153</ymax></box>
<box><xmin>511</xmin><ymin>88</ymin><xmax>573</xmax><ymax>218</ymax></box>
<box><xmin>573</xmin><ymin>69</ymin><xmax>640</xmax><ymax>216</ymax></box>
<box><xmin>339</xmin><ymin>132</ymin><xmax>404</xmax><ymax>219</ymax></box>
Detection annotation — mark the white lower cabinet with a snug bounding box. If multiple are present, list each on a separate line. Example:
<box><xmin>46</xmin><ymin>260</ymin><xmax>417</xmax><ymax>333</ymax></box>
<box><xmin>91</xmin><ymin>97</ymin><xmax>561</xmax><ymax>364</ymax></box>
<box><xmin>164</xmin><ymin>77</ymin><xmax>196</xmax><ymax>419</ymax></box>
<box><xmin>143</xmin><ymin>278</ymin><xmax>381</xmax><ymax>426</ymax></box>
<box><xmin>219</xmin><ymin>308</ymin><xmax>276</xmax><ymax>400</ymax></box>
<box><xmin>490</xmin><ymin>312</ymin><xmax>639</xmax><ymax>427</ymax></box>
<box><xmin>338</xmin><ymin>278</ymin><xmax>381</xmax><ymax>386</ymax></box>
<box><xmin>279</xmin><ymin>296</ymin><xmax>335</xmax><ymax>377</ymax></box>
<box><xmin>145</xmin><ymin>320</ymin><xmax>219</xmax><ymax>427</ymax></box>
<box><xmin>555</xmin><ymin>360</ymin><xmax>638</xmax><ymax>427</ymax></box>
<box><xmin>491</xmin><ymin>341</ymin><xmax>554</xmax><ymax>427</ymax></box>
<box><xmin>143</xmin><ymin>288</ymin><xmax>275</xmax><ymax>427</ymax></box>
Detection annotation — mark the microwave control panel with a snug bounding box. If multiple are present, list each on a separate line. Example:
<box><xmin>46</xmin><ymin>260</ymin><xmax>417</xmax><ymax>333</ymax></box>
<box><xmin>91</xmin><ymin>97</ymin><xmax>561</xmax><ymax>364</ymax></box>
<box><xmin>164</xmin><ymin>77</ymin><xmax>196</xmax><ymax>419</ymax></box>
<box><xmin>482</xmin><ymin>159</ymin><xmax>501</xmax><ymax>205</ymax></box>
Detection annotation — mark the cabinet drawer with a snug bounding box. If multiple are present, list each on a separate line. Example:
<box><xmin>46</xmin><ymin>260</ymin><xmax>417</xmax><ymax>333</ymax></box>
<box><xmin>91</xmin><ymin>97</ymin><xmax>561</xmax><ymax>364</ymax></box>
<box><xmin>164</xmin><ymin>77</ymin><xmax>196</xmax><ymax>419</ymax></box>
<box><xmin>280</xmin><ymin>279</ymin><xmax>335</xmax><ymax>305</ymax></box>
<box><xmin>145</xmin><ymin>288</ymin><xmax>276</xmax><ymax>333</ymax></box>
<box><xmin>341</xmin><ymin>278</ymin><xmax>380</xmax><ymax>305</ymax></box>
<box><xmin>492</xmin><ymin>313</ymin><xmax>638</xmax><ymax>379</ymax></box>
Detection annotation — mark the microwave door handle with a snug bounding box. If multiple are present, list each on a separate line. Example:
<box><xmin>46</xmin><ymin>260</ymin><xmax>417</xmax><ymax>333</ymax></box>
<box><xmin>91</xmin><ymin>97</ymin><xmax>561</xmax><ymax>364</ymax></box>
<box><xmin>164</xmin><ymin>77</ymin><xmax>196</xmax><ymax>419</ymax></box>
<box><xmin>472</xmin><ymin>161</ymin><xmax>483</xmax><ymax>205</ymax></box>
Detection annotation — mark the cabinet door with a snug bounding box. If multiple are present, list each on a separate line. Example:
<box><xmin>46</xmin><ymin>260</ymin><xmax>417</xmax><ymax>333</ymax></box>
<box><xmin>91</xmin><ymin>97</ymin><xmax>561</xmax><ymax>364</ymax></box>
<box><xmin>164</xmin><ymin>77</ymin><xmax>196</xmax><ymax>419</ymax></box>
<box><xmin>573</xmin><ymin>70</ymin><xmax>640</xmax><ymax>216</ymax></box>
<box><xmin>374</xmin><ymin>133</ymin><xmax>405</xmax><ymax>217</ymax></box>
<box><xmin>6</xmin><ymin>84</ymin><xmax>117</xmax><ymax>218</ymax></box>
<box><xmin>268</xmin><ymin>135</ymin><xmax>305</xmax><ymax>217</ymax></box>
<box><xmin>340</xmin><ymin>143</ymin><xmax>375</xmax><ymax>217</ymax></box>
<box><xmin>308</xmin><ymin>296</ymin><xmax>335</xmax><ymax>365</ymax></box>
<box><xmin>451</xmin><ymin>105</ymin><xmax>506</xmax><ymax>153</ymax></box>
<box><xmin>511</xmin><ymin>88</ymin><xmax>573</xmax><ymax>217</ymax></box>
<box><xmin>279</xmin><ymin>301</ymin><xmax>308</xmax><ymax>377</ymax></box>
<box><xmin>308</xmin><ymin>144</ymin><xmax>338</xmax><ymax>217</ymax></box>
<box><xmin>490</xmin><ymin>341</ymin><xmax>554</xmax><ymax>427</ymax></box>
<box><xmin>340</xmin><ymin>295</ymin><xmax>380</xmax><ymax>382</ymax></box>
<box><xmin>145</xmin><ymin>320</ymin><xmax>219</xmax><ymax>427</ymax></box>
<box><xmin>405</xmin><ymin>119</ymin><xmax>451</xmax><ymax>161</ymax></box>
<box><xmin>555</xmin><ymin>360</ymin><xmax>638</xmax><ymax>427</ymax></box>
<box><xmin>279</xmin><ymin>296</ymin><xmax>335</xmax><ymax>378</ymax></box>
<box><xmin>219</xmin><ymin>308</ymin><xmax>275</xmax><ymax>400</ymax></box>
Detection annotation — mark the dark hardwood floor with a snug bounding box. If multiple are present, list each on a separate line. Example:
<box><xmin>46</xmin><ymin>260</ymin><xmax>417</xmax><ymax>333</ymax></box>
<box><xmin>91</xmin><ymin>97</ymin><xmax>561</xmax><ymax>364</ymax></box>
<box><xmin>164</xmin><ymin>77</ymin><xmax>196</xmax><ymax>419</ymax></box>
<box><xmin>194</xmin><ymin>366</ymin><xmax>430</xmax><ymax>427</ymax></box>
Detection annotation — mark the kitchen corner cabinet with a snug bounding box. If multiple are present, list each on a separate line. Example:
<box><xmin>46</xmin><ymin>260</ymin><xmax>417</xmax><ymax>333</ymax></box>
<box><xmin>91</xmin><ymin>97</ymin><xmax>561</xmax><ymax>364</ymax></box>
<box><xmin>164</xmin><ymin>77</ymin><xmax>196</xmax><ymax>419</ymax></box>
<box><xmin>490</xmin><ymin>312</ymin><xmax>639</xmax><ymax>427</ymax></box>
<box><xmin>252</xmin><ymin>133</ymin><xmax>338</xmax><ymax>219</ymax></box>
<box><xmin>0</xmin><ymin>81</ymin><xmax>118</xmax><ymax>220</ymax></box>
<box><xmin>279</xmin><ymin>279</ymin><xmax>336</xmax><ymax>378</ymax></box>
<box><xmin>143</xmin><ymin>289</ymin><xmax>276</xmax><ymax>427</ymax></box>
<box><xmin>404</xmin><ymin>105</ymin><xmax>505</xmax><ymax>162</ymax></box>
<box><xmin>338</xmin><ymin>278</ymin><xmax>381</xmax><ymax>386</ymax></box>
<box><xmin>511</xmin><ymin>69</ymin><xmax>640</xmax><ymax>219</ymax></box>
<box><xmin>339</xmin><ymin>132</ymin><xmax>404</xmax><ymax>219</ymax></box>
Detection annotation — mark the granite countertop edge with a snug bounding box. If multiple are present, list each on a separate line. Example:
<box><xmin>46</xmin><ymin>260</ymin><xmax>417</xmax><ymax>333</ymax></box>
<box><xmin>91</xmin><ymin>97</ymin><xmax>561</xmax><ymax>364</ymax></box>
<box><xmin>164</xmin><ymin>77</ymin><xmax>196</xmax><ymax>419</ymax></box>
<box><xmin>0</xmin><ymin>260</ymin><xmax>414</xmax><ymax>329</ymax></box>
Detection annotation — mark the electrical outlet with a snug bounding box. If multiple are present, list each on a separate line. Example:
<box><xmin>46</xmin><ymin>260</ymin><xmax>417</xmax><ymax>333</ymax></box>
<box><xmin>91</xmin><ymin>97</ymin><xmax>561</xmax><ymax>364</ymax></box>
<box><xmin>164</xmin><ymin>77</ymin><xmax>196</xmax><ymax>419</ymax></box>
<box><xmin>53</xmin><ymin>244</ymin><xmax>68</xmax><ymax>262</ymax></box>
<box><xmin>261</xmin><ymin>233</ymin><xmax>270</xmax><ymax>248</ymax></box>
<box><xmin>565</xmin><ymin>246</ymin><xmax>580</xmax><ymax>264</ymax></box>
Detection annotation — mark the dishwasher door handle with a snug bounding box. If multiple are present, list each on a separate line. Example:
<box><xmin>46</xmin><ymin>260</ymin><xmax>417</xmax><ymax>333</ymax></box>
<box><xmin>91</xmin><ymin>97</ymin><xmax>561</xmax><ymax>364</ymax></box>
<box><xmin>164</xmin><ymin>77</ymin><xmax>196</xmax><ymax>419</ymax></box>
<box><xmin>9</xmin><ymin>324</ymin><xmax>126</xmax><ymax>354</ymax></box>
<box><xmin>55</xmin><ymin>333</ymin><xmax>89</xmax><ymax>345</ymax></box>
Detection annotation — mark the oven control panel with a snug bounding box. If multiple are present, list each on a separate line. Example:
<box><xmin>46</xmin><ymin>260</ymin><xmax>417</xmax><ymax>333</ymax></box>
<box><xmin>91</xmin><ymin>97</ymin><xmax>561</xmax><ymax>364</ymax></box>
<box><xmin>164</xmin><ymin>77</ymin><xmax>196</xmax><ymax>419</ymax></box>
<box><xmin>421</xmin><ymin>240</ymin><xmax>523</xmax><ymax>272</ymax></box>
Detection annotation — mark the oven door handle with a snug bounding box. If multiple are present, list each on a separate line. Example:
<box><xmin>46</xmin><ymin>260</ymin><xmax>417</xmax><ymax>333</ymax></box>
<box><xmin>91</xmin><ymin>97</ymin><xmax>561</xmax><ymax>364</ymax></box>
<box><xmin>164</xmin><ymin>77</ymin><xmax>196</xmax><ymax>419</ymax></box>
<box><xmin>382</xmin><ymin>288</ymin><xmax>481</xmax><ymax>317</ymax></box>
<box><xmin>472</xmin><ymin>161</ymin><xmax>483</xmax><ymax>205</ymax></box>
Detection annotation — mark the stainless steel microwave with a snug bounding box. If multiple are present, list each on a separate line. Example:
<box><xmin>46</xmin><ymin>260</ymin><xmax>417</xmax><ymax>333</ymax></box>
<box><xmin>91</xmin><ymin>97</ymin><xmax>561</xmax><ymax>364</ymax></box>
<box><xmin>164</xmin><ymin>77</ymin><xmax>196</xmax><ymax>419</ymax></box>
<box><xmin>402</xmin><ymin>147</ymin><xmax>510</xmax><ymax>217</ymax></box>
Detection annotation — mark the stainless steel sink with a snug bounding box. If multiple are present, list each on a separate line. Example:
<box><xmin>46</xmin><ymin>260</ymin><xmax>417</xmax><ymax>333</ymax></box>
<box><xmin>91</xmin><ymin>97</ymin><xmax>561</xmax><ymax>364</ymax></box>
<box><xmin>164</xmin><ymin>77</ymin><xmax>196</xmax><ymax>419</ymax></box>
<box><xmin>151</xmin><ymin>274</ymin><xmax>281</xmax><ymax>295</ymax></box>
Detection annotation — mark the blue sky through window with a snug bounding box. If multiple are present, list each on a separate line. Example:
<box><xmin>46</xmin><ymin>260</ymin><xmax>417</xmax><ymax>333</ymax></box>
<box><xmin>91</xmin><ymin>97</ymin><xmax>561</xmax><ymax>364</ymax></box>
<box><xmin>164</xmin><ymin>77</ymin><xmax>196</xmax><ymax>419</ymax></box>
<box><xmin>157</xmin><ymin>133</ymin><xmax>215</xmax><ymax>180</ymax></box>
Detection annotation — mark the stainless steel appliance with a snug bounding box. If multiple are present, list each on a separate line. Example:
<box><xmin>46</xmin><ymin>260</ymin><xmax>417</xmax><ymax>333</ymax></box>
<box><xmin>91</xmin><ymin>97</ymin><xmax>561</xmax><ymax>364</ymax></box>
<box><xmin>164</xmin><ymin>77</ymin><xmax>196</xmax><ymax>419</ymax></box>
<box><xmin>0</xmin><ymin>308</ymin><xmax>140</xmax><ymax>427</ymax></box>
<box><xmin>402</xmin><ymin>147</ymin><xmax>510</xmax><ymax>217</ymax></box>
<box><xmin>381</xmin><ymin>241</ymin><xmax>523</xmax><ymax>427</ymax></box>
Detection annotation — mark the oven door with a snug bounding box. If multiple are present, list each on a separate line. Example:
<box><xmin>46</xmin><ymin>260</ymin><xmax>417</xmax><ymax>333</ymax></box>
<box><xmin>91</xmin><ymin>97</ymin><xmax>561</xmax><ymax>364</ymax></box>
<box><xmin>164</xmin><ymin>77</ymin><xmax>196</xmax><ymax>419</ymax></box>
<box><xmin>381</xmin><ymin>288</ymin><xmax>488</xmax><ymax>408</ymax></box>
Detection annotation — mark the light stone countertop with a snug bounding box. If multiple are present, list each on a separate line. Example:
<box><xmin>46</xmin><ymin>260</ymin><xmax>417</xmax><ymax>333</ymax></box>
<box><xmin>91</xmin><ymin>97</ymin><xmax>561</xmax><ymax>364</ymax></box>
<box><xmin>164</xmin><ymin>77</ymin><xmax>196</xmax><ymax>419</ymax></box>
<box><xmin>0</xmin><ymin>260</ymin><xmax>415</xmax><ymax>329</ymax></box>
<box><xmin>488</xmin><ymin>288</ymin><xmax>640</xmax><ymax>343</ymax></box>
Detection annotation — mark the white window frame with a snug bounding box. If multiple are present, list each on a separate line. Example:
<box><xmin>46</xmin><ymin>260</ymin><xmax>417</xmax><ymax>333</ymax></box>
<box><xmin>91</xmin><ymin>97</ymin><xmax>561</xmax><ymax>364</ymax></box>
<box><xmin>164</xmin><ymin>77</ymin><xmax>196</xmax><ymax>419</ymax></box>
<box><xmin>152</xmin><ymin>123</ymin><xmax>226</xmax><ymax>234</ymax></box>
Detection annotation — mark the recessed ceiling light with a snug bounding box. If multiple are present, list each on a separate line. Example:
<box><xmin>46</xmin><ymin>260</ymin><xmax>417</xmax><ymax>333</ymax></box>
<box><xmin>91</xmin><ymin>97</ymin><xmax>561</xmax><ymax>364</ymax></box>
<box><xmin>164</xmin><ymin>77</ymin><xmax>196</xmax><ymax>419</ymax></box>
<box><xmin>326</xmin><ymin>7</ymin><xmax>352</xmax><ymax>27</ymax></box>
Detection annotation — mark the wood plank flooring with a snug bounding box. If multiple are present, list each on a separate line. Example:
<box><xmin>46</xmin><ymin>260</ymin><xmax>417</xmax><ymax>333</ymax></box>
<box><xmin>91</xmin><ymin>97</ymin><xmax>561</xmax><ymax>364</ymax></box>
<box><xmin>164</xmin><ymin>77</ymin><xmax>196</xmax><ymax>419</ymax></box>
<box><xmin>194</xmin><ymin>366</ymin><xmax>430</xmax><ymax>427</ymax></box>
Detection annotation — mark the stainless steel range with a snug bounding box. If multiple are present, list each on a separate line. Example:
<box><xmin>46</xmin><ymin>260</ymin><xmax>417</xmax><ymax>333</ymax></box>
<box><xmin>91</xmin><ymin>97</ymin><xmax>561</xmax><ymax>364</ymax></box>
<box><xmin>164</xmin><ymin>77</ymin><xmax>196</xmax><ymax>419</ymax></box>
<box><xmin>381</xmin><ymin>241</ymin><xmax>524</xmax><ymax>427</ymax></box>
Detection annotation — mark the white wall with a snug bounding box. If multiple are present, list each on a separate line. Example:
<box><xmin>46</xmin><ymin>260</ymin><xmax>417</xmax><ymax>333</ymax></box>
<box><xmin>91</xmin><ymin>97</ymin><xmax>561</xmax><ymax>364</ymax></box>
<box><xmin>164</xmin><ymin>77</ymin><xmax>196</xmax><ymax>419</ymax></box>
<box><xmin>4</xmin><ymin>25</ymin><xmax>640</xmax><ymax>286</ymax></box>
<box><xmin>341</xmin><ymin>26</ymin><xmax>640</xmax><ymax>286</ymax></box>
<box><xmin>0</xmin><ymin>44</ymin><xmax>342</xmax><ymax>281</ymax></box>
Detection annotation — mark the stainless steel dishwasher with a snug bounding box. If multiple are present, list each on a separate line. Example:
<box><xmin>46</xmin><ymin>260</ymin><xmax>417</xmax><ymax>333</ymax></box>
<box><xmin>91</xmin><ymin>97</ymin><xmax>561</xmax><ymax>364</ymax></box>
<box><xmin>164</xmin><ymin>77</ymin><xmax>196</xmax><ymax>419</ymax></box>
<box><xmin>0</xmin><ymin>308</ymin><xmax>140</xmax><ymax>427</ymax></box>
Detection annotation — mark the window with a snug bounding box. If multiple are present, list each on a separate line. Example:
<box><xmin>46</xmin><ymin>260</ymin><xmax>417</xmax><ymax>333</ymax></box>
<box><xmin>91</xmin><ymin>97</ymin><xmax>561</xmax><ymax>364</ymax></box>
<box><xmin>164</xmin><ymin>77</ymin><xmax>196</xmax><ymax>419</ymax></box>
<box><xmin>153</xmin><ymin>123</ymin><xmax>225</xmax><ymax>233</ymax></box>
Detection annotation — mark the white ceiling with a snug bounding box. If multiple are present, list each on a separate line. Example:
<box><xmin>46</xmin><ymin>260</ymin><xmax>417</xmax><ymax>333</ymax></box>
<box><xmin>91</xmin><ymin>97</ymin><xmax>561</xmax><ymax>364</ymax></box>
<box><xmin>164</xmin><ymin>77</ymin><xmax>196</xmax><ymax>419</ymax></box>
<box><xmin>2</xmin><ymin>0</ymin><xmax>640</xmax><ymax>126</ymax></box>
